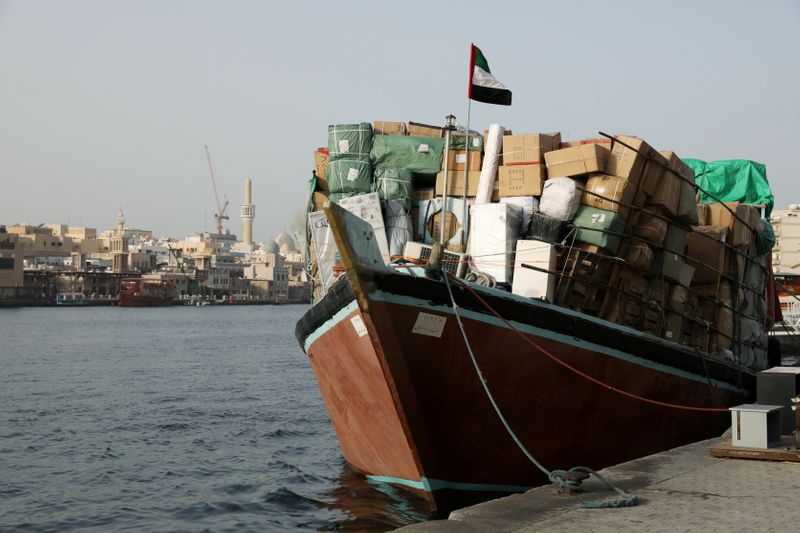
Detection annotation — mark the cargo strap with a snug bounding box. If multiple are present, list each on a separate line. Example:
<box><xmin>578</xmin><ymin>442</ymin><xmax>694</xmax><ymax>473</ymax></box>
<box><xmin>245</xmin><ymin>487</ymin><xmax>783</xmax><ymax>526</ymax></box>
<box><xmin>441</xmin><ymin>271</ymin><xmax>639</xmax><ymax>509</ymax></box>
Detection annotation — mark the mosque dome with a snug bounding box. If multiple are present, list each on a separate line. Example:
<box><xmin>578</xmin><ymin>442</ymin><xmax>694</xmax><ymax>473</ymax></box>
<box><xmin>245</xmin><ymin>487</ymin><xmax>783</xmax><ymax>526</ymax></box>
<box><xmin>275</xmin><ymin>232</ymin><xmax>298</xmax><ymax>253</ymax></box>
<box><xmin>261</xmin><ymin>240</ymin><xmax>280</xmax><ymax>254</ymax></box>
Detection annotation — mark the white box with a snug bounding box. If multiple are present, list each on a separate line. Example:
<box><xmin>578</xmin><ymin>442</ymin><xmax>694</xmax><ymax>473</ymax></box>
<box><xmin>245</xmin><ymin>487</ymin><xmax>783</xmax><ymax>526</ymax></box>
<box><xmin>336</xmin><ymin>192</ymin><xmax>390</xmax><ymax>263</ymax></box>
<box><xmin>513</xmin><ymin>240</ymin><xmax>557</xmax><ymax>301</ymax></box>
<box><xmin>730</xmin><ymin>404</ymin><xmax>783</xmax><ymax>449</ymax></box>
<box><xmin>468</xmin><ymin>203</ymin><xmax>522</xmax><ymax>284</ymax></box>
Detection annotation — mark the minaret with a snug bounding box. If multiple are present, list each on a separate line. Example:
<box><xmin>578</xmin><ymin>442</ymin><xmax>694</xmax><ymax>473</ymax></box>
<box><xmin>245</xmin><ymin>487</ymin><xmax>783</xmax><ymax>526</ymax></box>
<box><xmin>111</xmin><ymin>208</ymin><xmax>129</xmax><ymax>273</ymax></box>
<box><xmin>241</xmin><ymin>177</ymin><xmax>255</xmax><ymax>245</ymax></box>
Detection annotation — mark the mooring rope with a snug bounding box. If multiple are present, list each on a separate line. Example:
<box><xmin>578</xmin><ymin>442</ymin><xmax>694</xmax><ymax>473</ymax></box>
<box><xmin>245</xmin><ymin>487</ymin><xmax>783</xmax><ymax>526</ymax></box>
<box><xmin>441</xmin><ymin>271</ymin><xmax>638</xmax><ymax>509</ymax></box>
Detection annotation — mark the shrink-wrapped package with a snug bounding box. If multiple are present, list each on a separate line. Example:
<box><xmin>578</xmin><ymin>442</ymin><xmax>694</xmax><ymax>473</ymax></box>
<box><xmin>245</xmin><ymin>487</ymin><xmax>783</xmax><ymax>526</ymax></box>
<box><xmin>500</xmin><ymin>196</ymin><xmax>539</xmax><ymax>235</ymax></box>
<box><xmin>573</xmin><ymin>206</ymin><xmax>627</xmax><ymax>255</ymax></box>
<box><xmin>370</xmin><ymin>135</ymin><xmax>444</xmax><ymax>174</ymax></box>
<box><xmin>527</xmin><ymin>212</ymin><xmax>573</xmax><ymax>243</ymax></box>
<box><xmin>477</xmin><ymin>124</ymin><xmax>504</xmax><ymax>204</ymax></box>
<box><xmin>468</xmin><ymin>203</ymin><xmax>522</xmax><ymax>283</ymax></box>
<box><xmin>384</xmin><ymin>200</ymin><xmax>412</xmax><ymax>258</ymax></box>
<box><xmin>539</xmin><ymin>177</ymin><xmax>584</xmax><ymax>221</ymax></box>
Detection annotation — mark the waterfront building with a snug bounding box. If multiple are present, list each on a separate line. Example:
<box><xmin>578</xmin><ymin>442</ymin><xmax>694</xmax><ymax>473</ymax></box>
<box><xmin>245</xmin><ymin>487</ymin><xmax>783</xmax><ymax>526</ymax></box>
<box><xmin>0</xmin><ymin>229</ymin><xmax>24</xmax><ymax>297</ymax></box>
<box><xmin>771</xmin><ymin>205</ymin><xmax>800</xmax><ymax>274</ymax></box>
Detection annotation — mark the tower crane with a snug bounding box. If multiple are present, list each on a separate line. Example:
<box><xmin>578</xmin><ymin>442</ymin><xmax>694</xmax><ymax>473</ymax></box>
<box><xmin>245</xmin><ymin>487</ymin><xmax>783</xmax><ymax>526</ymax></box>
<box><xmin>204</xmin><ymin>145</ymin><xmax>229</xmax><ymax>234</ymax></box>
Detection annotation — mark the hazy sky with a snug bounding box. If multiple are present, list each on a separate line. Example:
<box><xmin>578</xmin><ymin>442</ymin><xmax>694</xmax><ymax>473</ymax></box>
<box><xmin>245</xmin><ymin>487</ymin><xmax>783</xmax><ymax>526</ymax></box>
<box><xmin>1</xmin><ymin>0</ymin><xmax>798</xmax><ymax>242</ymax></box>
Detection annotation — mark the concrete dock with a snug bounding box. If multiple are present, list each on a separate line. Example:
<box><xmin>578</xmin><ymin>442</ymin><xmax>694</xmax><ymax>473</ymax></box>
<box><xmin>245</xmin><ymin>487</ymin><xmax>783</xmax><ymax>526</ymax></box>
<box><xmin>398</xmin><ymin>433</ymin><xmax>800</xmax><ymax>532</ymax></box>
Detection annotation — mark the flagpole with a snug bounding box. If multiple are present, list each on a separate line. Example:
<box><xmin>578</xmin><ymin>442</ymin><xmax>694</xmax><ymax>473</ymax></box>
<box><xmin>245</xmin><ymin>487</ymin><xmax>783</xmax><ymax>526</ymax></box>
<box><xmin>461</xmin><ymin>98</ymin><xmax>472</xmax><ymax>248</ymax></box>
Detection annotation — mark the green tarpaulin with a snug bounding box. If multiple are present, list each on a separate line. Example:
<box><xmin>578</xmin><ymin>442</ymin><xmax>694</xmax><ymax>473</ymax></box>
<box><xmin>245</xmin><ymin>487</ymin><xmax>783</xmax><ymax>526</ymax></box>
<box><xmin>370</xmin><ymin>135</ymin><xmax>445</xmax><ymax>174</ymax></box>
<box><xmin>684</xmin><ymin>159</ymin><xmax>774</xmax><ymax>216</ymax></box>
<box><xmin>448</xmin><ymin>130</ymin><xmax>484</xmax><ymax>152</ymax></box>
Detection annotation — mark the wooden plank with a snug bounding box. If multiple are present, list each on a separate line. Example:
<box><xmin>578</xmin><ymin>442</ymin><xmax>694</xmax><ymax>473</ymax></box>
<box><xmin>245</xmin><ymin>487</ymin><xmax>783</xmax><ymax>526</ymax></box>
<box><xmin>710</xmin><ymin>437</ymin><xmax>800</xmax><ymax>462</ymax></box>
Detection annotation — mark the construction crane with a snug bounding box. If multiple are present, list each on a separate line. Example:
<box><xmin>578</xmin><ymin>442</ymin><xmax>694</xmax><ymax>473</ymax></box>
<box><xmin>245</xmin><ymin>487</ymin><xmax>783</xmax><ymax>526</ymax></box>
<box><xmin>204</xmin><ymin>145</ymin><xmax>229</xmax><ymax>234</ymax></box>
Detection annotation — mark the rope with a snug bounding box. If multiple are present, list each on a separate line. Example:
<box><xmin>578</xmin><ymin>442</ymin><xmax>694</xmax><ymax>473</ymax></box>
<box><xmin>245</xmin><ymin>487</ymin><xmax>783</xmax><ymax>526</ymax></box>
<box><xmin>441</xmin><ymin>271</ymin><xmax>638</xmax><ymax>509</ymax></box>
<box><xmin>450</xmin><ymin>274</ymin><xmax>732</xmax><ymax>413</ymax></box>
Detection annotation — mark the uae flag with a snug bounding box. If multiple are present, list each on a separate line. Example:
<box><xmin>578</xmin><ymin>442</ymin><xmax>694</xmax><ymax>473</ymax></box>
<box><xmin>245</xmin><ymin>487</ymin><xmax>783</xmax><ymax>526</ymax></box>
<box><xmin>468</xmin><ymin>44</ymin><xmax>512</xmax><ymax>106</ymax></box>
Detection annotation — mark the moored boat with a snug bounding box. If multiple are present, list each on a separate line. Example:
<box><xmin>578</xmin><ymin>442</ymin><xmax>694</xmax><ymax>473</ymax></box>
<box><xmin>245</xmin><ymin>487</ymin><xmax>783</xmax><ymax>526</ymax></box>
<box><xmin>297</xmin><ymin>203</ymin><xmax>761</xmax><ymax>512</ymax></box>
<box><xmin>114</xmin><ymin>278</ymin><xmax>175</xmax><ymax>307</ymax></box>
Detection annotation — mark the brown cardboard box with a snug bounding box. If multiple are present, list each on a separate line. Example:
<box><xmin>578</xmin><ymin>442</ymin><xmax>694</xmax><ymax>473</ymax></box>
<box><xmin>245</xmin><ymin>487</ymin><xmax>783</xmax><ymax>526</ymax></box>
<box><xmin>445</xmin><ymin>150</ymin><xmax>483</xmax><ymax>172</ymax></box>
<box><xmin>311</xmin><ymin>191</ymin><xmax>329</xmax><ymax>211</ymax></box>
<box><xmin>711</xmin><ymin>305</ymin><xmax>733</xmax><ymax>351</ymax></box>
<box><xmin>605</xmin><ymin>135</ymin><xmax>657</xmax><ymax>188</ymax></box>
<box><xmin>633</xmin><ymin>212</ymin><xmax>668</xmax><ymax>245</ymax></box>
<box><xmin>560</xmin><ymin>138</ymin><xmax>613</xmax><ymax>149</ymax></box>
<box><xmin>646</xmin><ymin>152</ymin><xmax>682</xmax><ymax>217</ymax></box>
<box><xmin>412</xmin><ymin>188</ymin><xmax>435</xmax><ymax>201</ymax></box>
<box><xmin>502</xmin><ymin>133</ymin><xmax>560</xmax><ymax>165</ymax></box>
<box><xmin>373</xmin><ymin>121</ymin><xmax>407</xmax><ymax>136</ymax></box>
<box><xmin>314</xmin><ymin>148</ymin><xmax>330</xmax><ymax>190</ymax></box>
<box><xmin>435</xmin><ymin>170</ymin><xmax>482</xmax><ymax>196</ymax></box>
<box><xmin>663</xmin><ymin>312</ymin><xmax>683</xmax><ymax>342</ymax></box>
<box><xmin>544</xmin><ymin>143</ymin><xmax>610</xmax><ymax>178</ymax></box>
<box><xmin>696</xmin><ymin>204</ymin><xmax>709</xmax><ymax>225</ymax></box>
<box><xmin>640</xmin><ymin>149</ymin><xmax>668</xmax><ymax>198</ymax></box>
<box><xmin>625</xmin><ymin>241</ymin><xmax>653</xmax><ymax>272</ymax></box>
<box><xmin>661</xmin><ymin>253</ymin><xmax>694</xmax><ymax>287</ymax></box>
<box><xmin>583</xmin><ymin>174</ymin><xmax>637</xmax><ymax>218</ymax></box>
<box><xmin>498</xmin><ymin>165</ymin><xmax>545</xmax><ymax>197</ymax></box>
<box><xmin>408</xmin><ymin>121</ymin><xmax>443</xmax><ymax>138</ymax></box>
<box><xmin>686</xmin><ymin>226</ymin><xmax>727</xmax><ymax>283</ymax></box>
<box><xmin>707</xmin><ymin>202</ymin><xmax>760</xmax><ymax>247</ymax></box>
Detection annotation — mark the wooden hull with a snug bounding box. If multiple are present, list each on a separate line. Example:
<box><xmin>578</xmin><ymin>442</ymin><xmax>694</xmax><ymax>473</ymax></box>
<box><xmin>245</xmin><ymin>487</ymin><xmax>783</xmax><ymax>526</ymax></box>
<box><xmin>295</xmin><ymin>202</ymin><xmax>755</xmax><ymax>513</ymax></box>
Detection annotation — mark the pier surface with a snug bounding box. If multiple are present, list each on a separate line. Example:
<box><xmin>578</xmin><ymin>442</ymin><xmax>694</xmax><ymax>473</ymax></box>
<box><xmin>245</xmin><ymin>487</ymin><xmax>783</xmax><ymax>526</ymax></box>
<box><xmin>397</xmin><ymin>433</ymin><xmax>800</xmax><ymax>532</ymax></box>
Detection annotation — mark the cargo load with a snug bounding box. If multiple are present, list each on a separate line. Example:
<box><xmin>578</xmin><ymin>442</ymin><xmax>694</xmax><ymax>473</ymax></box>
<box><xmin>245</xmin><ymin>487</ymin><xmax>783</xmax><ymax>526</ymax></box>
<box><xmin>468</xmin><ymin>202</ymin><xmax>522</xmax><ymax>284</ymax></box>
<box><xmin>544</xmin><ymin>143</ymin><xmax>609</xmax><ymax>178</ymax></box>
<box><xmin>513</xmin><ymin>240</ymin><xmax>557</xmax><ymax>301</ymax></box>
<box><xmin>373</xmin><ymin>168</ymin><xmax>413</xmax><ymax>209</ymax></box>
<box><xmin>370</xmin><ymin>135</ymin><xmax>445</xmax><ymax>174</ymax></box>
<box><xmin>373</xmin><ymin>121</ymin><xmax>407</xmax><ymax>136</ymax></box>
<box><xmin>327</xmin><ymin>159</ymin><xmax>373</xmax><ymax>195</ymax></box>
<box><xmin>573</xmin><ymin>205</ymin><xmax>626</xmax><ymax>255</ymax></box>
<box><xmin>328</xmin><ymin>123</ymin><xmax>373</xmax><ymax>160</ymax></box>
<box><xmin>539</xmin><ymin>177</ymin><xmax>584</xmax><ymax>221</ymax></box>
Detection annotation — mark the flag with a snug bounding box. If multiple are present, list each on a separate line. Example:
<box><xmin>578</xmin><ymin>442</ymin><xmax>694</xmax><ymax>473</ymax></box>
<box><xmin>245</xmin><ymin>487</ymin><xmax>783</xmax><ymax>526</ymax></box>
<box><xmin>468</xmin><ymin>44</ymin><xmax>512</xmax><ymax>106</ymax></box>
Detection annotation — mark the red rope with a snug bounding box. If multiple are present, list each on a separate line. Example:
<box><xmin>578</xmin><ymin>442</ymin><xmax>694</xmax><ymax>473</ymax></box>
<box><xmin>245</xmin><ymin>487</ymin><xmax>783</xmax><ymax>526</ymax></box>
<box><xmin>455</xmin><ymin>277</ymin><xmax>732</xmax><ymax>413</ymax></box>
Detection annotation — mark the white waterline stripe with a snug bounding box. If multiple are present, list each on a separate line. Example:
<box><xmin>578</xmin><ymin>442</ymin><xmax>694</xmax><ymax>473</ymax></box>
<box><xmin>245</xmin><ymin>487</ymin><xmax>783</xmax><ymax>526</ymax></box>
<box><xmin>367</xmin><ymin>474</ymin><xmax>531</xmax><ymax>493</ymax></box>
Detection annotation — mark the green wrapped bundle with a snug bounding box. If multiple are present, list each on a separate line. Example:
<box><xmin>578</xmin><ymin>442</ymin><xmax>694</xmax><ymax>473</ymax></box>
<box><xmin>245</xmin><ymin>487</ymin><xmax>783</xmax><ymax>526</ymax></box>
<box><xmin>370</xmin><ymin>135</ymin><xmax>445</xmax><ymax>174</ymax></box>
<box><xmin>573</xmin><ymin>205</ymin><xmax>627</xmax><ymax>255</ymax></box>
<box><xmin>328</xmin><ymin>123</ymin><xmax>373</xmax><ymax>161</ymax></box>
<box><xmin>373</xmin><ymin>168</ymin><xmax>413</xmax><ymax>210</ymax></box>
<box><xmin>327</xmin><ymin>159</ymin><xmax>373</xmax><ymax>194</ymax></box>
<box><xmin>448</xmin><ymin>130</ymin><xmax>484</xmax><ymax>152</ymax></box>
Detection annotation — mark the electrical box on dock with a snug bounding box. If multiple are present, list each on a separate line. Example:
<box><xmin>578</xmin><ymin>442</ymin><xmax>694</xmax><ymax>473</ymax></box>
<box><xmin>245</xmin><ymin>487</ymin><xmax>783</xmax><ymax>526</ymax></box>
<box><xmin>730</xmin><ymin>404</ymin><xmax>782</xmax><ymax>449</ymax></box>
<box><xmin>757</xmin><ymin>367</ymin><xmax>800</xmax><ymax>435</ymax></box>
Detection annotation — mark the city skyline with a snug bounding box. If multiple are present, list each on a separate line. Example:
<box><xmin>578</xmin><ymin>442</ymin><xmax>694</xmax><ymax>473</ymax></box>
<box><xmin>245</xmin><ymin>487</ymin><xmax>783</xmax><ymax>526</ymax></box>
<box><xmin>1</xmin><ymin>1</ymin><xmax>798</xmax><ymax>238</ymax></box>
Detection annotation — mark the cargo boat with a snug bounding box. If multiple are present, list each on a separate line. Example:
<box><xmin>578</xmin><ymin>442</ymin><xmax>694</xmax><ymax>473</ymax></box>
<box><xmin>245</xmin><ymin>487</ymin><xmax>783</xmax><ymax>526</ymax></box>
<box><xmin>115</xmin><ymin>278</ymin><xmax>175</xmax><ymax>307</ymax></box>
<box><xmin>297</xmin><ymin>123</ymin><xmax>779</xmax><ymax>512</ymax></box>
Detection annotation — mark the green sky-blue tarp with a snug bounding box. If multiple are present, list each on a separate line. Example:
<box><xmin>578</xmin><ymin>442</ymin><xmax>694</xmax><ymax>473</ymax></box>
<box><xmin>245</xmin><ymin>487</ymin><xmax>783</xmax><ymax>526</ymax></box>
<box><xmin>684</xmin><ymin>159</ymin><xmax>774</xmax><ymax>216</ymax></box>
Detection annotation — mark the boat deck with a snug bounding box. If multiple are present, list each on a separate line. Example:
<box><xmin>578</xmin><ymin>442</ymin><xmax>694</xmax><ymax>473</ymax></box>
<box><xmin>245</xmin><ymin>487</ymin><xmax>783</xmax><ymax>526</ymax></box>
<box><xmin>397</xmin><ymin>432</ymin><xmax>800</xmax><ymax>531</ymax></box>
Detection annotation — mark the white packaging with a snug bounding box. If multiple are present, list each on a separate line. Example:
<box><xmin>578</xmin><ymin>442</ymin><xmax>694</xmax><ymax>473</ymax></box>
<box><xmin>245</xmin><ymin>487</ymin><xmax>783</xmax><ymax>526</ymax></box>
<box><xmin>500</xmin><ymin>196</ymin><xmax>539</xmax><ymax>235</ymax></box>
<box><xmin>308</xmin><ymin>210</ymin><xmax>338</xmax><ymax>292</ymax></box>
<box><xmin>539</xmin><ymin>177</ymin><xmax>584</xmax><ymax>221</ymax></box>
<box><xmin>384</xmin><ymin>200</ymin><xmax>412</xmax><ymax>257</ymax></box>
<box><xmin>468</xmin><ymin>203</ymin><xmax>522</xmax><ymax>283</ymax></box>
<box><xmin>476</xmin><ymin>123</ymin><xmax>504</xmax><ymax>204</ymax></box>
<box><xmin>417</xmin><ymin>196</ymin><xmax>467</xmax><ymax>248</ymax></box>
<box><xmin>513</xmin><ymin>240</ymin><xmax>557</xmax><ymax>301</ymax></box>
<box><xmin>336</xmin><ymin>192</ymin><xmax>390</xmax><ymax>263</ymax></box>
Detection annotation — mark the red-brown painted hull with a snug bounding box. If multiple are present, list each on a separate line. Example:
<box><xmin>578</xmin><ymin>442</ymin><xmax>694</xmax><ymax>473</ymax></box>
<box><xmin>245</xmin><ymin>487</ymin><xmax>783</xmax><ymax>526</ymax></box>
<box><xmin>114</xmin><ymin>296</ymin><xmax>173</xmax><ymax>307</ymax></box>
<box><xmin>301</xmin><ymin>283</ymin><xmax>750</xmax><ymax>512</ymax></box>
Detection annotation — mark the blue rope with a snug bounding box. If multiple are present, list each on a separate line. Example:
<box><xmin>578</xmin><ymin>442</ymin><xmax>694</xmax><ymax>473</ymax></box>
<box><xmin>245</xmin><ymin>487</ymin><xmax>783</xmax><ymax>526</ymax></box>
<box><xmin>442</xmin><ymin>271</ymin><xmax>638</xmax><ymax>509</ymax></box>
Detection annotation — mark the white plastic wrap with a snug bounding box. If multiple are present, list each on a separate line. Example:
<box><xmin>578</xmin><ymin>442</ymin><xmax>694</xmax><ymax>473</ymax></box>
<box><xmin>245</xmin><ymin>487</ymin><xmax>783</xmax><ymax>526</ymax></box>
<box><xmin>499</xmin><ymin>196</ymin><xmax>539</xmax><ymax>235</ymax></box>
<box><xmin>468</xmin><ymin>203</ymin><xmax>522</xmax><ymax>284</ymax></box>
<box><xmin>476</xmin><ymin>123</ymin><xmax>504</xmax><ymax>204</ymax></box>
<box><xmin>538</xmin><ymin>177</ymin><xmax>584</xmax><ymax>221</ymax></box>
<box><xmin>336</xmin><ymin>192</ymin><xmax>391</xmax><ymax>263</ymax></box>
<box><xmin>308</xmin><ymin>210</ymin><xmax>338</xmax><ymax>292</ymax></box>
<box><xmin>384</xmin><ymin>200</ymin><xmax>412</xmax><ymax>257</ymax></box>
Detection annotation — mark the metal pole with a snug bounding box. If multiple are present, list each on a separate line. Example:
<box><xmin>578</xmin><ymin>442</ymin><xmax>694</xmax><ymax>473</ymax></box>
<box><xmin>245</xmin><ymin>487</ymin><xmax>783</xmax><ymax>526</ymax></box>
<box><xmin>440</xmin><ymin>115</ymin><xmax>456</xmax><ymax>244</ymax></box>
<box><xmin>461</xmin><ymin>99</ymin><xmax>472</xmax><ymax>247</ymax></box>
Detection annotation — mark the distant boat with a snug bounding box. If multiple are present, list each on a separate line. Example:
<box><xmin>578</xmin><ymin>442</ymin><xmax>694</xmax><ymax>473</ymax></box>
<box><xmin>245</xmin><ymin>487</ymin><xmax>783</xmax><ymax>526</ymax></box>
<box><xmin>114</xmin><ymin>278</ymin><xmax>175</xmax><ymax>307</ymax></box>
<box><xmin>55</xmin><ymin>293</ymin><xmax>89</xmax><ymax>306</ymax></box>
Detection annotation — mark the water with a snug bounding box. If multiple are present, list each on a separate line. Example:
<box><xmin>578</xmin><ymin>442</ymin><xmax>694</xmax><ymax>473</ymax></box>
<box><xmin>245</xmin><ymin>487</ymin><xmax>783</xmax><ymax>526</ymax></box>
<box><xmin>0</xmin><ymin>306</ymin><xmax>431</xmax><ymax>531</ymax></box>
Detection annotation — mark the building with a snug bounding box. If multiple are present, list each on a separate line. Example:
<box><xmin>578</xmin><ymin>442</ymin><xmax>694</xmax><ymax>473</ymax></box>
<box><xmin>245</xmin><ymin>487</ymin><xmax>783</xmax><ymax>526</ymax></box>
<box><xmin>771</xmin><ymin>205</ymin><xmax>800</xmax><ymax>274</ymax></box>
<box><xmin>0</xmin><ymin>229</ymin><xmax>24</xmax><ymax>295</ymax></box>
